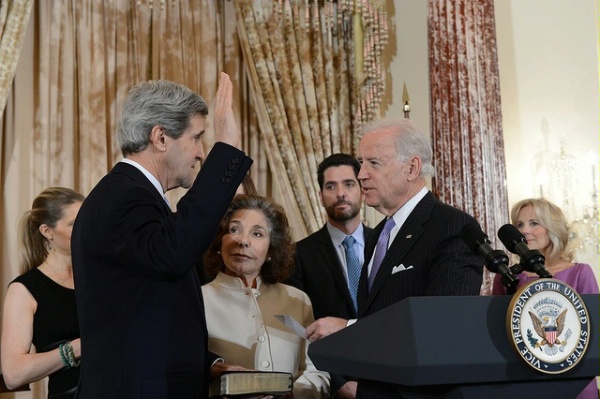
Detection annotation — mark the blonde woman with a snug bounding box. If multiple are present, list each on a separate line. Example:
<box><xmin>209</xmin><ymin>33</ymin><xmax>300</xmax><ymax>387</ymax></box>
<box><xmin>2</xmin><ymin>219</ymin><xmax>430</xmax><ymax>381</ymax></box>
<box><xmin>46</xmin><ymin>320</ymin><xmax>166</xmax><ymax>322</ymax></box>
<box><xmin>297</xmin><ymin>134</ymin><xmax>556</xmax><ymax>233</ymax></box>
<box><xmin>492</xmin><ymin>197</ymin><xmax>598</xmax><ymax>399</ymax></box>
<box><xmin>2</xmin><ymin>187</ymin><xmax>84</xmax><ymax>398</ymax></box>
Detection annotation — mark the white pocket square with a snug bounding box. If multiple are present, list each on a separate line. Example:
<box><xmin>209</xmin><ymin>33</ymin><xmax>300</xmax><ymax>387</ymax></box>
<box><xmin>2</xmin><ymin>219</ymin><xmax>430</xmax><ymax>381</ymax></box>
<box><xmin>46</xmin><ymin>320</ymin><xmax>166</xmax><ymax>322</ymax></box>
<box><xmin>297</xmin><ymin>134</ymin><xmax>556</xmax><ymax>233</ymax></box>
<box><xmin>391</xmin><ymin>264</ymin><xmax>413</xmax><ymax>274</ymax></box>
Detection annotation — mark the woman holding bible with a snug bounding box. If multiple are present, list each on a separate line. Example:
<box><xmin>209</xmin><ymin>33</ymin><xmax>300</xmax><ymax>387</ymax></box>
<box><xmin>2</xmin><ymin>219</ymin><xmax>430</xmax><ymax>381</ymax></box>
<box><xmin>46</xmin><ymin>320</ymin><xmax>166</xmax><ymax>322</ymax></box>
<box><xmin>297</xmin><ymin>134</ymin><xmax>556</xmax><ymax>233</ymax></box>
<box><xmin>202</xmin><ymin>194</ymin><xmax>330</xmax><ymax>398</ymax></box>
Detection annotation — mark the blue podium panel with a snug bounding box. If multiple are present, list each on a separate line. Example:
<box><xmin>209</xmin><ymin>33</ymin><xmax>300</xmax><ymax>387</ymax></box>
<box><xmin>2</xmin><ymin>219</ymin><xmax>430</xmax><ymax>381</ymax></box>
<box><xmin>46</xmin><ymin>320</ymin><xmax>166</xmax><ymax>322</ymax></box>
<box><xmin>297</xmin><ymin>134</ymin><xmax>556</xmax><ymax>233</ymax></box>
<box><xmin>309</xmin><ymin>295</ymin><xmax>598</xmax><ymax>390</ymax></box>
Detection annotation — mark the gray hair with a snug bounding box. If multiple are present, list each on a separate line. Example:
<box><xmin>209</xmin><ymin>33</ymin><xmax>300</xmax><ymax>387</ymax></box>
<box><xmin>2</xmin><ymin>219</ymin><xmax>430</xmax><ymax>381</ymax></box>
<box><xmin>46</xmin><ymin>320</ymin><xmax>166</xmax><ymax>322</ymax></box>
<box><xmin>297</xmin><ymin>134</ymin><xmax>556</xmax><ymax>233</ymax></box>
<box><xmin>117</xmin><ymin>80</ymin><xmax>208</xmax><ymax>155</ymax></box>
<box><xmin>360</xmin><ymin>118</ymin><xmax>435</xmax><ymax>177</ymax></box>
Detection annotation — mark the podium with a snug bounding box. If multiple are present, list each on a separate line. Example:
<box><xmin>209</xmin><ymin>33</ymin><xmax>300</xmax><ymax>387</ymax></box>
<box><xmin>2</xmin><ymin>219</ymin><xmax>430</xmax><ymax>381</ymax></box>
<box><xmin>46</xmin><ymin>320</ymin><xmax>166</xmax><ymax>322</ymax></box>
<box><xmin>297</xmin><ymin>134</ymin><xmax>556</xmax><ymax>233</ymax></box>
<box><xmin>308</xmin><ymin>295</ymin><xmax>599</xmax><ymax>398</ymax></box>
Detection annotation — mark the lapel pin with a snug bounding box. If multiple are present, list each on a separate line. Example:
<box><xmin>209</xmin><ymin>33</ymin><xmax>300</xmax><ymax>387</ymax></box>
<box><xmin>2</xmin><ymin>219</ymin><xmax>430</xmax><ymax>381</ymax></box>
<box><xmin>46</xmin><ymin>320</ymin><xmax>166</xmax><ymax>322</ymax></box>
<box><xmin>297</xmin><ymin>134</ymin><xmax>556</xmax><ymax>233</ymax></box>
<box><xmin>406</xmin><ymin>234</ymin><xmax>412</xmax><ymax>239</ymax></box>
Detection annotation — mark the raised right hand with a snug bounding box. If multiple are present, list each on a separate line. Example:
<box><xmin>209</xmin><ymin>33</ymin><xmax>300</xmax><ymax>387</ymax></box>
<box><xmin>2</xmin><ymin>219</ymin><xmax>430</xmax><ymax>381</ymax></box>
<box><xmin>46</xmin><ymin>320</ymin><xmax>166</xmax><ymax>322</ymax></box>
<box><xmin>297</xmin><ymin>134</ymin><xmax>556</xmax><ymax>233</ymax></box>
<box><xmin>212</xmin><ymin>72</ymin><xmax>241</xmax><ymax>149</ymax></box>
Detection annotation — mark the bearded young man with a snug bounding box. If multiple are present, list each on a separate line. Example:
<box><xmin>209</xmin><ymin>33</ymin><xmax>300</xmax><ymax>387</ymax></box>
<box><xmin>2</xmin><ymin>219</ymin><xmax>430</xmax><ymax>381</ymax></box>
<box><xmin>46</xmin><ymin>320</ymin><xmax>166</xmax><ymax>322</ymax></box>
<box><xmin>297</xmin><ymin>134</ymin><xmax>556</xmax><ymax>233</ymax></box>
<box><xmin>286</xmin><ymin>153</ymin><xmax>371</xmax><ymax>399</ymax></box>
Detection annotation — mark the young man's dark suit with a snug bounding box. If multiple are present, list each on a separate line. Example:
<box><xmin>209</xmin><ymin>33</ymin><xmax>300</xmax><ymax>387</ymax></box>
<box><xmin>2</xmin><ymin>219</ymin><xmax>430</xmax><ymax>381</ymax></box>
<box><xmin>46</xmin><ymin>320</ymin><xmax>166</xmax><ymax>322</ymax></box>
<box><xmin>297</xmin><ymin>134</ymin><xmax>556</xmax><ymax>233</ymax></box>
<box><xmin>288</xmin><ymin>223</ymin><xmax>371</xmax><ymax>391</ymax></box>
<box><xmin>355</xmin><ymin>191</ymin><xmax>483</xmax><ymax>398</ymax></box>
<box><xmin>290</xmin><ymin>224</ymin><xmax>372</xmax><ymax>320</ymax></box>
<box><xmin>72</xmin><ymin>143</ymin><xmax>252</xmax><ymax>398</ymax></box>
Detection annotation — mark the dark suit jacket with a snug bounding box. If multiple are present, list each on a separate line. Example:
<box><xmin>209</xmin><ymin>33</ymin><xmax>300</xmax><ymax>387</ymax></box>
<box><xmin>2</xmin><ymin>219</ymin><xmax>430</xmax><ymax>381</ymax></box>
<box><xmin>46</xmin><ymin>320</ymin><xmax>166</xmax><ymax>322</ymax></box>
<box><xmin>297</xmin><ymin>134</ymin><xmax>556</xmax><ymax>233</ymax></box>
<box><xmin>287</xmin><ymin>223</ymin><xmax>372</xmax><ymax>392</ymax></box>
<box><xmin>72</xmin><ymin>143</ymin><xmax>252</xmax><ymax>398</ymax></box>
<box><xmin>289</xmin><ymin>224</ymin><xmax>372</xmax><ymax>320</ymax></box>
<box><xmin>356</xmin><ymin>192</ymin><xmax>483</xmax><ymax>398</ymax></box>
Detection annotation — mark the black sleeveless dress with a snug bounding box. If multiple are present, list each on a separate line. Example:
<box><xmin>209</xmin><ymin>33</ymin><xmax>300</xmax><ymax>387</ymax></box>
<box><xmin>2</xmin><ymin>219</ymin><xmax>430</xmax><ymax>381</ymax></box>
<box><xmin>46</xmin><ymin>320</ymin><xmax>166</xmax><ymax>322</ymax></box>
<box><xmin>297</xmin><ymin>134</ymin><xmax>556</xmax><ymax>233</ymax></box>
<box><xmin>12</xmin><ymin>268</ymin><xmax>79</xmax><ymax>398</ymax></box>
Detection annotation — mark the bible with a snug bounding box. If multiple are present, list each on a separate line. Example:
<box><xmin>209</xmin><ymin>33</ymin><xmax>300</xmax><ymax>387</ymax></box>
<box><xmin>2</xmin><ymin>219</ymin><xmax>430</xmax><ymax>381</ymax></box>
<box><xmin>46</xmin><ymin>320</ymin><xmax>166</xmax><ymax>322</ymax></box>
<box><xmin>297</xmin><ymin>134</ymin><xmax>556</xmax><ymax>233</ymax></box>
<box><xmin>209</xmin><ymin>371</ymin><xmax>293</xmax><ymax>398</ymax></box>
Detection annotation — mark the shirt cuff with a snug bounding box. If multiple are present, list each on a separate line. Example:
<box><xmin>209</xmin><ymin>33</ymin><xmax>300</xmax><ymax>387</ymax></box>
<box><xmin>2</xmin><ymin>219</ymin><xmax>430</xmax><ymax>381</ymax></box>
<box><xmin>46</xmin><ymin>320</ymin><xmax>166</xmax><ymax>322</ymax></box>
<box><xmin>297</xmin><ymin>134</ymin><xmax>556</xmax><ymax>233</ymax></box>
<box><xmin>211</xmin><ymin>357</ymin><xmax>224</xmax><ymax>367</ymax></box>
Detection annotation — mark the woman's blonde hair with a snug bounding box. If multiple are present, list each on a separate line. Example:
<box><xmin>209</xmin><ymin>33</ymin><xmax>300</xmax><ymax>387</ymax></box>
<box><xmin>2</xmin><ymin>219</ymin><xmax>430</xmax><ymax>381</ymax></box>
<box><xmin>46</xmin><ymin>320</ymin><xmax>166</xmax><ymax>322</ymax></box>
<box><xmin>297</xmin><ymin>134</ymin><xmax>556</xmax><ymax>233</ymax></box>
<box><xmin>19</xmin><ymin>187</ymin><xmax>85</xmax><ymax>274</ymax></box>
<box><xmin>510</xmin><ymin>198</ymin><xmax>572</xmax><ymax>263</ymax></box>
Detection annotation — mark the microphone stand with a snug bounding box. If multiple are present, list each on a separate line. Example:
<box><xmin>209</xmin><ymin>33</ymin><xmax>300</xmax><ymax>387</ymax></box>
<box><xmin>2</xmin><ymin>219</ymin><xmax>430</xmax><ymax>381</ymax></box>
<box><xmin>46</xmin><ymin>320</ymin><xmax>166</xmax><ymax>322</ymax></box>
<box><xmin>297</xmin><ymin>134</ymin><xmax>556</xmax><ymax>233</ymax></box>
<box><xmin>502</xmin><ymin>263</ymin><xmax>524</xmax><ymax>295</ymax></box>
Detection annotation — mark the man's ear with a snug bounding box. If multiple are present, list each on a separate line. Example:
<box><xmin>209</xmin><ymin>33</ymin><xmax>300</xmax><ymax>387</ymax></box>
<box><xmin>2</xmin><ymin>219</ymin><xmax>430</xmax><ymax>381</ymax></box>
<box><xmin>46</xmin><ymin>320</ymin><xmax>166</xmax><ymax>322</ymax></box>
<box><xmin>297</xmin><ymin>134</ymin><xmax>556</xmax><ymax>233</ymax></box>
<box><xmin>407</xmin><ymin>156</ymin><xmax>423</xmax><ymax>181</ymax></box>
<box><xmin>149</xmin><ymin>125</ymin><xmax>167</xmax><ymax>152</ymax></box>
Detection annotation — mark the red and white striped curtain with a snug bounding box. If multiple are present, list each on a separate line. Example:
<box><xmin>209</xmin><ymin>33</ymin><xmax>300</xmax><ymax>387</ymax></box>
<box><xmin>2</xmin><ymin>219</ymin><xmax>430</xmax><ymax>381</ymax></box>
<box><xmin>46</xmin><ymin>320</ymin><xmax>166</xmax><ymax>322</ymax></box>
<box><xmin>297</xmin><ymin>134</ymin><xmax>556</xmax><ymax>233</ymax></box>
<box><xmin>428</xmin><ymin>0</ymin><xmax>509</xmax><ymax>295</ymax></box>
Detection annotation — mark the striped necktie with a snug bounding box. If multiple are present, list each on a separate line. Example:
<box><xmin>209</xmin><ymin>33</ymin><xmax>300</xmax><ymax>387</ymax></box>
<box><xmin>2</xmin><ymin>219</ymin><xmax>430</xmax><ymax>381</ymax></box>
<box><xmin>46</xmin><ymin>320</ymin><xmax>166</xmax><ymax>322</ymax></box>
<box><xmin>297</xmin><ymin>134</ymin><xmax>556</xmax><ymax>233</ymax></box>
<box><xmin>342</xmin><ymin>235</ymin><xmax>360</xmax><ymax>313</ymax></box>
<box><xmin>368</xmin><ymin>217</ymin><xmax>396</xmax><ymax>290</ymax></box>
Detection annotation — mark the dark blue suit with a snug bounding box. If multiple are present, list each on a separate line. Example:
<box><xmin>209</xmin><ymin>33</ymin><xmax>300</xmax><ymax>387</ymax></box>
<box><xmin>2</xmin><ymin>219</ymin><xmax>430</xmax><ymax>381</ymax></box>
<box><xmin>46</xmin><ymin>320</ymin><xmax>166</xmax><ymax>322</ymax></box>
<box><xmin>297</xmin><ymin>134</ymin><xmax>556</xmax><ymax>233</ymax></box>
<box><xmin>72</xmin><ymin>143</ymin><xmax>252</xmax><ymax>398</ymax></box>
<box><xmin>289</xmin><ymin>224</ymin><xmax>372</xmax><ymax>320</ymax></box>
<box><xmin>288</xmin><ymin>223</ymin><xmax>371</xmax><ymax>392</ymax></box>
<box><xmin>356</xmin><ymin>192</ymin><xmax>483</xmax><ymax>398</ymax></box>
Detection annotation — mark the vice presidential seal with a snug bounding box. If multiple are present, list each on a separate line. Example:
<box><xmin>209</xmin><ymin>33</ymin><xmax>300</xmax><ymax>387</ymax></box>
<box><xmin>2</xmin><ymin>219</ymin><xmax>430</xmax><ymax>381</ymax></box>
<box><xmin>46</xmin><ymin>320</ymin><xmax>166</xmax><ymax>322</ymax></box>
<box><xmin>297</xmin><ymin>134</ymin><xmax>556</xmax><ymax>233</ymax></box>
<box><xmin>506</xmin><ymin>279</ymin><xmax>590</xmax><ymax>374</ymax></box>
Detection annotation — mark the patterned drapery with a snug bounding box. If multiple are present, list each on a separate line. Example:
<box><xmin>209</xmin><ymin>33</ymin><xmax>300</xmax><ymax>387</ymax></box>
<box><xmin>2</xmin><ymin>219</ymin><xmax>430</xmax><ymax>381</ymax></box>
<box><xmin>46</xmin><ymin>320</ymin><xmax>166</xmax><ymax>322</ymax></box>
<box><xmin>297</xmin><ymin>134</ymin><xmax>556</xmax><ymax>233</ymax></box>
<box><xmin>428</xmin><ymin>0</ymin><xmax>509</xmax><ymax>295</ymax></box>
<box><xmin>0</xmin><ymin>0</ymin><xmax>32</xmax><ymax>119</ymax></box>
<box><xmin>234</xmin><ymin>0</ymin><xmax>388</xmax><ymax>236</ymax></box>
<box><xmin>0</xmin><ymin>5</ymin><xmax>251</xmax><ymax>396</ymax></box>
<box><xmin>0</xmin><ymin>3</ymin><xmax>387</xmax><ymax>394</ymax></box>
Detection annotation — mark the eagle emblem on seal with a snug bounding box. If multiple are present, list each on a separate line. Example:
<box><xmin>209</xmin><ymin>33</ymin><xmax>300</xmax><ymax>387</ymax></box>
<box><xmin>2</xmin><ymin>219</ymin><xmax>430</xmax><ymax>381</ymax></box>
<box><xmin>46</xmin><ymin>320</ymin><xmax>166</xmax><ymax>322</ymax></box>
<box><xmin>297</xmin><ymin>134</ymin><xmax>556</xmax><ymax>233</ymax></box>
<box><xmin>527</xmin><ymin>309</ymin><xmax>571</xmax><ymax>356</ymax></box>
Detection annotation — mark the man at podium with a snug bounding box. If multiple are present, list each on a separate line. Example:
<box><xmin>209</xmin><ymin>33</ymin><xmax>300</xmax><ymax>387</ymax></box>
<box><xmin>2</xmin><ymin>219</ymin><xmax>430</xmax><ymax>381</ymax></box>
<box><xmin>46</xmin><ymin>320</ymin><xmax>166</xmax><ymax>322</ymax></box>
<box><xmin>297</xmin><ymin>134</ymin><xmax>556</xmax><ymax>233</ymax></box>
<box><xmin>306</xmin><ymin>118</ymin><xmax>484</xmax><ymax>398</ymax></box>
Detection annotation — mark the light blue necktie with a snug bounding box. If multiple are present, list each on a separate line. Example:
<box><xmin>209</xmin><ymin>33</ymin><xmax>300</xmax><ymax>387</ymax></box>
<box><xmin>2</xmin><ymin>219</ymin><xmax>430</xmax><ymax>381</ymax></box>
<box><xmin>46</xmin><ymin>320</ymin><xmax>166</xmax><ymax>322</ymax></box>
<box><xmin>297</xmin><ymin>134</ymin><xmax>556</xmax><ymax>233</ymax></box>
<box><xmin>342</xmin><ymin>236</ymin><xmax>361</xmax><ymax>313</ymax></box>
<box><xmin>368</xmin><ymin>217</ymin><xmax>396</xmax><ymax>290</ymax></box>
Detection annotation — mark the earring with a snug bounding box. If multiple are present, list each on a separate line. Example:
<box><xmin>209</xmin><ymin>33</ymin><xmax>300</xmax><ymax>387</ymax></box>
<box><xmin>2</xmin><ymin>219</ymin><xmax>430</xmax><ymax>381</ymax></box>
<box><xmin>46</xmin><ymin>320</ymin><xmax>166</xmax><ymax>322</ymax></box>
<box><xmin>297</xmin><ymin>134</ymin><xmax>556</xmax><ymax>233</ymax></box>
<box><xmin>217</xmin><ymin>250</ymin><xmax>221</xmax><ymax>255</ymax></box>
<box><xmin>267</xmin><ymin>257</ymin><xmax>272</xmax><ymax>262</ymax></box>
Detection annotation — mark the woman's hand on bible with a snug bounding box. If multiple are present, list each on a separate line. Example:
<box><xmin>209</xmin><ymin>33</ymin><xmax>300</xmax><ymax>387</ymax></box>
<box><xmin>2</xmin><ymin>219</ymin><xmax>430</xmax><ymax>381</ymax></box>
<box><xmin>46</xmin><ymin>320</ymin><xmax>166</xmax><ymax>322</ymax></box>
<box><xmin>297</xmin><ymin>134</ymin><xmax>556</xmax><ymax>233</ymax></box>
<box><xmin>210</xmin><ymin>361</ymin><xmax>251</xmax><ymax>379</ymax></box>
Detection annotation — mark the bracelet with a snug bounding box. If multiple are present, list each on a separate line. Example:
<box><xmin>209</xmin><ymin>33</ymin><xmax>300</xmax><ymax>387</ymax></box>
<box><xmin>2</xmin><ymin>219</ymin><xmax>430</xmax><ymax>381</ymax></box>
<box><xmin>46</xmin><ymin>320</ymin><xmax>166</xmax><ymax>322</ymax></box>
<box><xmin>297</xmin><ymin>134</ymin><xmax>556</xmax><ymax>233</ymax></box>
<box><xmin>65</xmin><ymin>342</ymin><xmax>80</xmax><ymax>367</ymax></box>
<box><xmin>58</xmin><ymin>341</ymin><xmax>81</xmax><ymax>368</ymax></box>
<box><xmin>58</xmin><ymin>342</ymin><xmax>70</xmax><ymax>368</ymax></box>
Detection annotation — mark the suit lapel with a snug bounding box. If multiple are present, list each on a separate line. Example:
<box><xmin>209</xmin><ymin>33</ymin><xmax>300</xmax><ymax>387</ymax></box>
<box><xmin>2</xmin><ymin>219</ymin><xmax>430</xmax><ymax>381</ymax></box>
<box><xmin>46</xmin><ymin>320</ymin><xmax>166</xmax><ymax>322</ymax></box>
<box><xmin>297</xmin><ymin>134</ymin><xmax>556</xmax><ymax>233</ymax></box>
<box><xmin>314</xmin><ymin>226</ymin><xmax>354</xmax><ymax>307</ymax></box>
<box><xmin>359</xmin><ymin>219</ymin><xmax>383</xmax><ymax>313</ymax></box>
<box><xmin>367</xmin><ymin>221</ymin><xmax>425</xmax><ymax>296</ymax></box>
<box><xmin>362</xmin><ymin>221</ymin><xmax>382</xmax><ymax>283</ymax></box>
<box><xmin>361</xmin><ymin>193</ymin><xmax>437</xmax><ymax>312</ymax></box>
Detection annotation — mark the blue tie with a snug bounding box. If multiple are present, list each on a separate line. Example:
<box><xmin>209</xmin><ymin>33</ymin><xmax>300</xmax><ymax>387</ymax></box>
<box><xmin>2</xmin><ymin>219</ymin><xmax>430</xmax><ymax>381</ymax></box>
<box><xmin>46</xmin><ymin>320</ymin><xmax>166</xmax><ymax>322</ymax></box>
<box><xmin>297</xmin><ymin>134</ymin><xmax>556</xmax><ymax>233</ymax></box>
<box><xmin>342</xmin><ymin>236</ymin><xmax>360</xmax><ymax>313</ymax></box>
<box><xmin>368</xmin><ymin>217</ymin><xmax>396</xmax><ymax>290</ymax></box>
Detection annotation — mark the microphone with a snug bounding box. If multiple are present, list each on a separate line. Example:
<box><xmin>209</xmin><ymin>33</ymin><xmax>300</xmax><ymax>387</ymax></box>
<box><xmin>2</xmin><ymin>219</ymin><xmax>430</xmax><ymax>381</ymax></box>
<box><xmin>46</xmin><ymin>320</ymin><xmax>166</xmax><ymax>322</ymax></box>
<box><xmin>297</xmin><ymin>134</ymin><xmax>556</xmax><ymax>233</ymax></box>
<box><xmin>460</xmin><ymin>224</ymin><xmax>519</xmax><ymax>291</ymax></box>
<box><xmin>497</xmin><ymin>224</ymin><xmax>553</xmax><ymax>278</ymax></box>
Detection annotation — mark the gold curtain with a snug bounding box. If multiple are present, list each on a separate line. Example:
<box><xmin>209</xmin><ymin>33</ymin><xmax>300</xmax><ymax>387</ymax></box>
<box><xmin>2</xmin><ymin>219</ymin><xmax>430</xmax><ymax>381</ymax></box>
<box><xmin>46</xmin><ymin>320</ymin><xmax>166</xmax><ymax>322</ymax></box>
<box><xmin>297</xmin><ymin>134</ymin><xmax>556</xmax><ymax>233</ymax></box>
<box><xmin>0</xmin><ymin>3</ymin><xmax>253</xmax><ymax>395</ymax></box>
<box><xmin>0</xmin><ymin>0</ymin><xmax>389</xmax><ymax>390</ymax></box>
<box><xmin>0</xmin><ymin>0</ymin><xmax>32</xmax><ymax>118</ymax></box>
<box><xmin>234</xmin><ymin>0</ymin><xmax>388</xmax><ymax>236</ymax></box>
<box><xmin>428</xmin><ymin>0</ymin><xmax>509</xmax><ymax>295</ymax></box>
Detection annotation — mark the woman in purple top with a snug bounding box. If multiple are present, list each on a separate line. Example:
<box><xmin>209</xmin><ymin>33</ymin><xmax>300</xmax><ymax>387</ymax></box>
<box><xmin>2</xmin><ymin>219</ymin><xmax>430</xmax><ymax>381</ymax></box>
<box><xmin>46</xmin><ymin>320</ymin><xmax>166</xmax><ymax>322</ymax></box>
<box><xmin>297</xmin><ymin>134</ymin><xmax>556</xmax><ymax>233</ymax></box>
<box><xmin>492</xmin><ymin>198</ymin><xmax>598</xmax><ymax>399</ymax></box>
